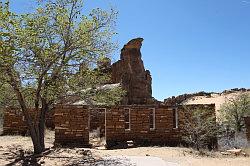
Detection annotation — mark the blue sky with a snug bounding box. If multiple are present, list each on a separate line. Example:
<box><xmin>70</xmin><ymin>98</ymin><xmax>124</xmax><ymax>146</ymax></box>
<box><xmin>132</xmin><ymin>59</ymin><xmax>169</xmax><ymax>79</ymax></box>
<box><xmin>10</xmin><ymin>0</ymin><xmax>250</xmax><ymax>101</ymax></box>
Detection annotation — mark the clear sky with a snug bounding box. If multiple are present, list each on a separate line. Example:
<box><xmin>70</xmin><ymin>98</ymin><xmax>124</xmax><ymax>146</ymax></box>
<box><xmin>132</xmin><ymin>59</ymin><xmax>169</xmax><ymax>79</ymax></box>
<box><xmin>10</xmin><ymin>0</ymin><xmax>250</xmax><ymax>101</ymax></box>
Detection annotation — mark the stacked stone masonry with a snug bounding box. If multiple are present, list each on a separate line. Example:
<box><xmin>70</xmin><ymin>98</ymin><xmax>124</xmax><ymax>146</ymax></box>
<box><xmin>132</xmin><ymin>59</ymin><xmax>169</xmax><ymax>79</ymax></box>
<box><xmin>53</xmin><ymin>104</ymin><xmax>215</xmax><ymax>147</ymax></box>
<box><xmin>3</xmin><ymin>108</ymin><xmax>28</xmax><ymax>135</ymax></box>
<box><xmin>105</xmin><ymin>104</ymin><xmax>216</xmax><ymax>147</ymax></box>
<box><xmin>3</xmin><ymin>108</ymin><xmax>54</xmax><ymax>135</ymax></box>
<box><xmin>54</xmin><ymin>105</ymin><xmax>90</xmax><ymax>147</ymax></box>
<box><xmin>105</xmin><ymin>105</ymin><xmax>184</xmax><ymax>147</ymax></box>
<box><xmin>3</xmin><ymin>104</ymin><xmax>216</xmax><ymax>147</ymax></box>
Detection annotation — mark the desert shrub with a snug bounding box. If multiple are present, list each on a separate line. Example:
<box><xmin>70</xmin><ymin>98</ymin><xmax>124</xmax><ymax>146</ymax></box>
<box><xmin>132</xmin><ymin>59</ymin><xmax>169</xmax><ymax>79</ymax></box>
<box><xmin>220</xmin><ymin>93</ymin><xmax>250</xmax><ymax>132</ymax></box>
<box><xmin>182</xmin><ymin>108</ymin><xmax>218</xmax><ymax>151</ymax></box>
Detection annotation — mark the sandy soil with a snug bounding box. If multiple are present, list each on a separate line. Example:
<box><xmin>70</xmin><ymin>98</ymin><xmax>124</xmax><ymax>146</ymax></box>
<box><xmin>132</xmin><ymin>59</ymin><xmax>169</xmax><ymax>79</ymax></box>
<box><xmin>94</xmin><ymin>147</ymin><xmax>250</xmax><ymax>166</ymax></box>
<box><xmin>0</xmin><ymin>131</ymin><xmax>249</xmax><ymax>166</ymax></box>
<box><xmin>103</xmin><ymin>156</ymin><xmax>174</xmax><ymax>166</ymax></box>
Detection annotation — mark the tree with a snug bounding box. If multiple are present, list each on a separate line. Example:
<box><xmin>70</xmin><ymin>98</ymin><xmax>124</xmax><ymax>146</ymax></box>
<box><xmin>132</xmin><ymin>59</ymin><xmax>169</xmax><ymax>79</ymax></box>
<box><xmin>182</xmin><ymin>107</ymin><xmax>218</xmax><ymax>151</ymax></box>
<box><xmin>0</xmin><ymin>0</ymin><xmax>124</xmax><ymax>154</ymax></box>
<box><xmin>220</xmin><ymin>93</ymin><xmax>250</xmax><ymax>132</ymax></box>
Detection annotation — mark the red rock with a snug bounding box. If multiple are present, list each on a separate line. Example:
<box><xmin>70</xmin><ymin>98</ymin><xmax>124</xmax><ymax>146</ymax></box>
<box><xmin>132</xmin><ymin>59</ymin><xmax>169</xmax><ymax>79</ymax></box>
<box><xmin>111</xmin><ymin>38</ymin><xmax>154</xmax><ymax>105</ymax></box>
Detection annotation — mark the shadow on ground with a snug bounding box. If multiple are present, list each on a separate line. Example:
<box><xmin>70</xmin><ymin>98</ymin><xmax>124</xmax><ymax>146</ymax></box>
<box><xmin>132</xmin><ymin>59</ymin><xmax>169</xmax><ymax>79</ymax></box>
<box><xmin>1</xmin><ymin>145</ymin><xmax>134</xmax><ymax>166</ymax></box>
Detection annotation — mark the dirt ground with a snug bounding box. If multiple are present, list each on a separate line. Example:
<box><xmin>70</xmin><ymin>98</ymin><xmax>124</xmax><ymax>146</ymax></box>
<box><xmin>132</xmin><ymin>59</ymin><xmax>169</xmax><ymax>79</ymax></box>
<box><xmin>0</xmin><ymin>131</ymin><xmax>249</xmax><ymax>166</ymax></box>
<box><xmin>95</xmin><ymin>147</ymin><xmax>250</xmax><ymax>166</ymax></box>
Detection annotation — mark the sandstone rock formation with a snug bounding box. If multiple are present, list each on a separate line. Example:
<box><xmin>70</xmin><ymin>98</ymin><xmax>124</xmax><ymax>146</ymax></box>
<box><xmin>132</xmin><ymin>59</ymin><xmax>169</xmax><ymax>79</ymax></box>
<box><xmin>111</xmin><ymin>38</ymin><xmax>154</xmax><ymax>105</ymax></box>
<box><xmin>164</xmin><ymin>91</ymin><xmax>212</xmax><ymax>106</ymax></box>
<box><xmin>164</xmin><ymin>88</ymin><xmax>250</xmax><ymax>108</ymax></box>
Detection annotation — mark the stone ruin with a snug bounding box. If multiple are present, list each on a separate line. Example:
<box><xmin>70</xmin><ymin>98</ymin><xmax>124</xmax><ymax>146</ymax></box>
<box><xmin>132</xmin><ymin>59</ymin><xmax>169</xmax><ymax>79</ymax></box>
<box><xmin>2</xmin><ymin>37</ymin><xmax>156</xmax><ymax>134</ymax></box>
<box><xmin>2</xmin><ymin>38</ymin><xmax>220</xmax><ymax>149</ymax></box>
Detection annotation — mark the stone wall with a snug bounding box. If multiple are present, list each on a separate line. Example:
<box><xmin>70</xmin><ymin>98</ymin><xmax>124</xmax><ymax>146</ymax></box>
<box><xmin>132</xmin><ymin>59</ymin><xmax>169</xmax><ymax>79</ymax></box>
<box><xmin>45</xmin><ymin>109</ymin><xmax>55</xmax><ymax>129</ymax></box>
<box><xmin>54</xmin><ymin>105</ymin><xmax>90</xmax><ymax>147</ymax></box>
<box><xmin>4</xmin><ymin>104</ymin><xmax>216</xmax><ymax>148</ymax></box>
<box><xmin>106</xmin><ymin>104</ymin><xmax>216</xmax><ymax>148</ymax></box>
<box><xmin>105</xmin><ymin>105</ymin><xmax>183</xmax><ymax>147</ymax></box>
<box><xmin>3</xmin><ymin>108</ymin><xmax>55</xmax><ymax>135</ymax></box>
<box><xmin>3</xmin><ymin>108</ymin><xmax>28</xmax><ymax>135</ymax></box>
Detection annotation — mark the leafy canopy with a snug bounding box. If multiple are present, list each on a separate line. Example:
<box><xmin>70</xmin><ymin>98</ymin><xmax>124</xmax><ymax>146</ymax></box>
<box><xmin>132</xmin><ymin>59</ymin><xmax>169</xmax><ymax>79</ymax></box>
<box><xmin>0</xmin><ymin>0</ymin><xmax>124</xmax><ymax>109</ymax></box>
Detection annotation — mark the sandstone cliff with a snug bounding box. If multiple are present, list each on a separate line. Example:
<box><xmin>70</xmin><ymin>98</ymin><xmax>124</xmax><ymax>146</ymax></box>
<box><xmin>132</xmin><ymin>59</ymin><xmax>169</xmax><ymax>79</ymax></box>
<box><xmin>111</xmin><ymin>38</ymin><xmax>154</xmax><ymax>105</ymax></box>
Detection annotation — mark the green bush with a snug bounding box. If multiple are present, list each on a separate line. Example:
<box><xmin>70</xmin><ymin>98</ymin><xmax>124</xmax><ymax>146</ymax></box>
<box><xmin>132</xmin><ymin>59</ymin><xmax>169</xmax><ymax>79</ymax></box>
<box><xmin>182</xmin><ymin>108</ymin><xmax>218</xmax><ymax>151</ymax></box>
<box><xmin>220</xmin><ymin>93</ymin><xmax>250</xmax><ymax>132</ymax></box>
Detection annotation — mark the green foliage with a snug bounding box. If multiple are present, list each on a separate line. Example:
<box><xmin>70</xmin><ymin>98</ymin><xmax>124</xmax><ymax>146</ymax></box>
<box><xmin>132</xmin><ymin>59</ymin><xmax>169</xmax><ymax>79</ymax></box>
<box><xmin>0</xmin><ymin>83</ymin><xmax>18</xmax><ymax>108</ymax></box>
<box><xmin>68</xmin><ymin>68</ymin><xmax>125</xmax><ymax>106</ymax></box>
<box><xmin>219</xmin><ymin>93</ymin><xmax>250</xmax><ymax>132</ymax></box>
<box><xmin>182</xmin><ymin>108</ymin><xmax>218</xmax><ymax>151</ymax></box>
<box><xmin>0</xmin><ymin>0</ymin><xmax>123</xmax><ymax>109</ymax></box>
<box><xmin>0</xmin><ymin>0</ymin><xmax>123</xmax><ymax>153</ymax></box>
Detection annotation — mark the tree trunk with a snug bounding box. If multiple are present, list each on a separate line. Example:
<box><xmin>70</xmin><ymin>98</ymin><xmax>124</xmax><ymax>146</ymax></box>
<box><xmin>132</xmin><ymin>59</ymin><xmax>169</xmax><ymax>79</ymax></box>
<box><xmin>39</xmin><ymin>100</ymin><xmax>48</xmax><ymax>150</ymax></box>
<box><xmin>6</xmin><ymin>68</ymin><xmax>47</xmax><ymax>154</ymax></box>
<box><xmin>29</xmin><ymin>112</ymin><xmax>47</xmax><ymax>154</ymax></box>
<box><xmin>30</xmin><ymin>125</ymin><xmax>44</xmax><ymax>154</ymax></box>
<box><xmin>30</xmin><ymin>100</ymin><xmax>48</xmax><ymax>154</ymax></box>
<box><xmin>24</xmin><ymin>99</ymin><xmax>48</xmax><ymax>154</ymax></box>
<box><xmin>28</xmin><ymin>107</ymin><xmax>48</xmax><ymax>154</ymax></box>
<box><xmin>7</xmin><ymin>70</ymin><xmax>43</xmax><ymax>154</ymax></box>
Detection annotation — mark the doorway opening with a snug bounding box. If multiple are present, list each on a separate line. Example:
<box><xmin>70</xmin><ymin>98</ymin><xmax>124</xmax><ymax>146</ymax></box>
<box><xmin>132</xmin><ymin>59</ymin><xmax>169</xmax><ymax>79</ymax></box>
<box><xmin>89</xmin><ymin>108</ymin><xmax>106</xmax><ymax>148</ymax></box>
